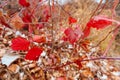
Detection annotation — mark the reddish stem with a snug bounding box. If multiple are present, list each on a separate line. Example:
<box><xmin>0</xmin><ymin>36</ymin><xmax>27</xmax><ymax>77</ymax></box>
<box><xmin>103</xmin><ymin>25</ymin><xmax>120</xmax><ymax>57</ymax></box>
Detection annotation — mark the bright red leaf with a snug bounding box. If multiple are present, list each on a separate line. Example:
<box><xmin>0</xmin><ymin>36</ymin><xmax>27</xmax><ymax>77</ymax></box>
<box><xmin>69</xmin><ymin>16</ymin><xmax>77</xmax><ymax>24</ymax></box>
<box><xmin>22</xmin><ymin>13</ymin><xmax>32</xmax><ymax>23</ymax></box>
<box><xmin>87</xmin><ymin>16</ymin><xmax>112</xmax><ymax>30</ymax></box>
<box><xmin>19</xmin><ymin>0</ymin><xmax>30</xmax><ymax>7</ymax></box>
<box><xmin>82</xmin><ymin>15</ymin><xmax>112</xmax><ymax>38</ymax></box>
<box><xmin>11</xmin><ymin>37</ymin><xmax>30</xmax><ymax>51</ymax></box>
<box><xmin>25</xmin><ymin>47</ymin><xmax>43</xmax><ymax>61</ymax></box>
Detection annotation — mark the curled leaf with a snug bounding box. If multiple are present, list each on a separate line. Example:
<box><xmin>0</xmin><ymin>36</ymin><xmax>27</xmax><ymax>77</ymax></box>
<box><xmin>69</xmin><ymin>16</ymin><xmax>77</xmax><ymax>24</ymax></box>
<box><xmin>11</xmin><ymin>37</ymin><xmax>30</xmax><ymax>51</ymax></box>
<box><xmin>82</xmin><ymin>15</ymin><xmax>112</xmax><ymax>38</ymax></box>
<box><xmin>87</xmin><ymin>15</ymin><xmax>112</xmax><ymax>30</ymax></box>
<box><xmin>25</xmin><ymin>47</ymin><xmax>43</xmax><ymax>61</ymax></box>
<box><xmin>33</xmin><ymin>35</ymin><xmax>46</xmax><ymax>43</ymax></box>
<box><xmin>19</xmin><ymin>0</ymin><xmax>30</xmax><ymax>7</ymax></box>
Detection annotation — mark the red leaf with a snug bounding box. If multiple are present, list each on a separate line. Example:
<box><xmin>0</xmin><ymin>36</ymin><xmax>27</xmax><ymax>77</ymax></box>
<box><xmin>63</xmin><ymin>27</ymin><xmax>82</xmax><ymax>44</ymax></box>
<box><xmin>33</xmin><ymin>35</ymin><xmax>46</xmax><ymax>43</ymax></box>
<box><xmin>64</xmin><ymin>28</ymin><xmax>77</xmax><ymax>44</ymax></box>
<box><xmin>36</xmin><ymin>23</ymin><xmax>44</xmax><ymax>29</ymax></box>
<box><xmin>11</xmin><ymin>37</ymin><xmax>30</xmax><ymax>51</ymax></box>
<box><xmin>25</xmin><ymin>47</ymin><xmax>43</xmax><ymax>60</ymax></box>
<box><xmin>69</xmin><ymin>16</ymin><xmax>77</xmax><ymax>24</ymax></box>
<box><xmin>82</xmin><ymin>16</ymin><xmax>112</xmax><ymax>38</ymax></box>
<box><xmin>19</xmin><ymin>0</ymin><xmax>30</xmax><ymax>7</ymax></box>
<box><xmin>0</xmin><ymin>20</ymin><xmax>11</xmax><ymax>28</ymax></box>
<box><xmin>22</xmin><ymin>13</ymin><xmax>32</xmax><ymax>23</ymax></box>
<box><xmin>87</xmin><ymin>16</ymin><xmax>112</xmax><ymax>30</ymax></box>
<box><xmin>0</xmin><ymin>17</ymin><xmax>12</xmax><ymax>28</ymax></box>
<box><xmin>45</xmin><ymin>15</ymin><xmax>51</xmax><ymax>22</ymax></box>
<box><xmin>74</xmin><ymin>59</ymin><xmax>82</xmax><ymax>69</ymax></box>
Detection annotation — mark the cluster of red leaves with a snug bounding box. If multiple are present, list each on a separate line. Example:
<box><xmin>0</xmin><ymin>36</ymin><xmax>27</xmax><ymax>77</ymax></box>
<box><xmin>11</xmin><ymin>37</ymin><xmax>43</xmax><ymax>61</ymax></box>
<box><xmin>12</xmin><ymin>0</ymin><xmax>114</xmax><ymax>63</ymax></box>
<box><xmin>63</xmin><ymin>15</ymin><xmax>112</xmax><ymax>44</ymax></box>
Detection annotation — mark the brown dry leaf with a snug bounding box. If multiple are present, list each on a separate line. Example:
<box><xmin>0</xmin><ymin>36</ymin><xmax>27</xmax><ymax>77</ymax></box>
<box><xmin>10</xmin><ymin>12</ymin><xmax>24</xmax><ymax>30</ymax></box>
<box><xmin>8</xmin><ymin>64</ymin><xmax>19</xmax><ymax>73</ymax></box>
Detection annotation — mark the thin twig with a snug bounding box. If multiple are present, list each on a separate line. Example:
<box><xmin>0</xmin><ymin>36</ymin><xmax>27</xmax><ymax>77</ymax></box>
<box><xmin>55</xmin><ymin>1</ymin><xmax>71</xmax><ymax>16</ymax></box>
<box><xmin>82</xmin><ymin>57</ymin><xmax>120</xmax><ymax>61</ymax></box>
<box><xmin>48</xmin><ymin>0</ymin><xmax>55</xmax><ymax>54</ymax></box>
<box><xmin>97</xmin><ymin>0</ymin><xmax>109</xmax><ymax>15</ymax></box>
<box><xmin>90</xmin><ymin>0</ymin><xmax>103</xmax><ymax>19</ymax></box>
<box><xmin>103</xmin><ymin>25</ymin><xmax>120</xmax><ymax>57</ymax></box>
<box><xmin>18</xmin><ymin>64</ymin><xmax>34</xmax><ymax>80</ymax></box>
<box><xmin>47</xmin><ymin>56</ymin><xmax>120</xmax><ymax>70</ymax></box>
<box><xmin>94</xmin><ymin>25</ymin><xmax>120</xmax><ymax>47</ymax></box>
